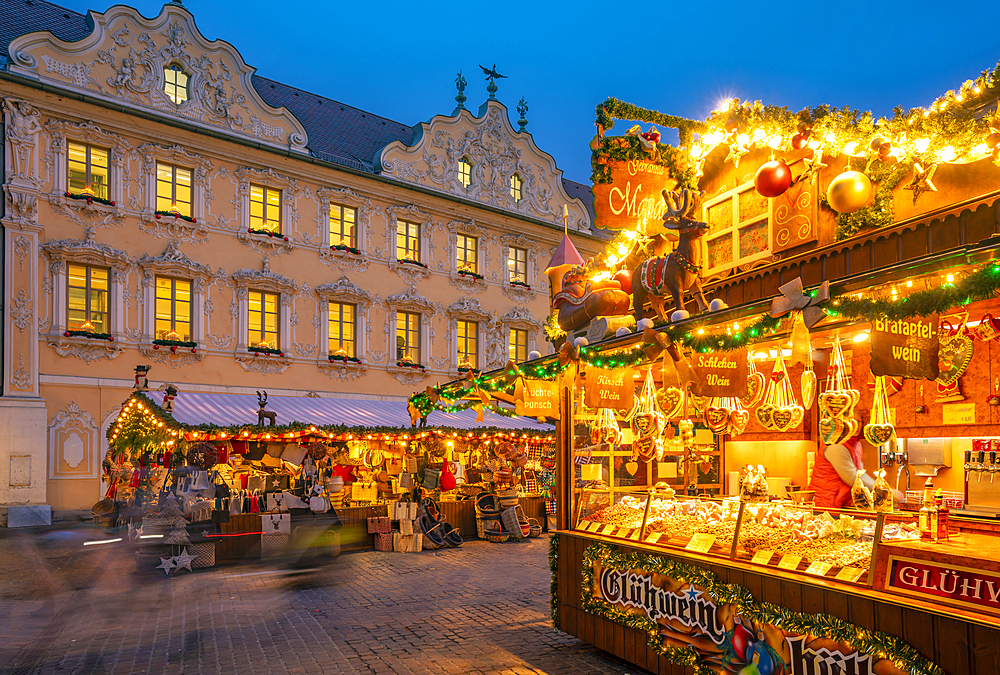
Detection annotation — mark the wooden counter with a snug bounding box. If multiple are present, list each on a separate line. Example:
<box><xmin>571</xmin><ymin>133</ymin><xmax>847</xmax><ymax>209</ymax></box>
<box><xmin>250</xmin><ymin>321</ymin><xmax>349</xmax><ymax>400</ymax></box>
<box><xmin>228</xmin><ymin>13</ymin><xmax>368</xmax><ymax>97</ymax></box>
<box><xmin>555</xmin><ymin>530</ymin><xmax>1000</xmax><ymax>675</ymax></box>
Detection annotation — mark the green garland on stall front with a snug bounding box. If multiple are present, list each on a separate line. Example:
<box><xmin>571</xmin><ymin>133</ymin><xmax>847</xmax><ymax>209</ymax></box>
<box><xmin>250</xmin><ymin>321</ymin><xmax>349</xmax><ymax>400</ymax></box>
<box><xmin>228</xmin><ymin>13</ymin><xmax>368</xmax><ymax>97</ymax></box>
<box><xmin>581</xmin><ymin>543</ymin><xmax>943</xmax><ymax>675</ymax></box>
<box><xmin>595</xmin><ymin>98</ymin><xmax>705</xmax><ymax>144</ymax></box>
<box><xmin>590</xmin><ymin>133</ymin><xmax>698</xmax><ymax>189</ymax></box>
<box><xmin>549</xmin><ymin>534</ymin><xmax>560</xmax><ymax>630</ymax></box>
<box><xmin>820</xmin><ymin>156</ymin><xmax>913</xmax><ymax>240</ymax></box>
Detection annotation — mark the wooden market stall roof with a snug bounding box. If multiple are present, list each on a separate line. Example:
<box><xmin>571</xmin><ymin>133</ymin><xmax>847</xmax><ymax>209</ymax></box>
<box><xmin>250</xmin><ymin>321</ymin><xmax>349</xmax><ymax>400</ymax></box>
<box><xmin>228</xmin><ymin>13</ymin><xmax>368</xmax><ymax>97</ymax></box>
<box><xmin>109</xmin><ymin>391</ymin><xmax>554</xmax><ymax>447</ymax></box>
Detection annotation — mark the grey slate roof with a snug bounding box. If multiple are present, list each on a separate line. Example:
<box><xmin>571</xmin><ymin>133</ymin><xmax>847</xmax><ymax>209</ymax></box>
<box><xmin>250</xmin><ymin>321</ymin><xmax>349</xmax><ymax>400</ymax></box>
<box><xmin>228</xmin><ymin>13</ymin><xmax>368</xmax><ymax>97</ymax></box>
<box><xmin>0</xmin><ymin>0</ymin><xmax>594</xmax><ymax>221</ymax></box>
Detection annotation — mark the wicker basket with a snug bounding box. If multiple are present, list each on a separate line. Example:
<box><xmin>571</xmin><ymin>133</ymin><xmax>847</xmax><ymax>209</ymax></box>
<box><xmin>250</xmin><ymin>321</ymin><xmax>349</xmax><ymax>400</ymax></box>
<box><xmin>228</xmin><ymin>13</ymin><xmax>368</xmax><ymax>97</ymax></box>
<box><xmin>498</xmin><ymin>488</ymin><xmax>519</xmax><ymax>509</ymax></box>
<box><xmin>374</xmin><ymin>532</ymin><xmax>395</xmax><ymax>552</ymax></box>
<box><xmin>476</xmin><ymin>515</ymin><xmax>503</xmax><ymax>539</ymax></box>
<box><xmin>475</xmin><ymin>493</ymin><xmax>501</xmax><ymax>516</ymax></box>
<box><xmin>188</xmin><ymin>542</ymin><xmax>217</xmax><ymax>568</ymax></box>
<box><xmin>367</xmin><ymin>516</ymin><xmax>391</xmax><ymax>534</ymax></box>
<box><xmin>501</xmin><ymin>504</ymin><xmax>530</xmax><ymax>539</ymax></box>
<box><xmin>527</xmin><ymin>518</ymin><xmax>542</xmax><ymax>538</ymax></box>
<box><xmin>486</xmin><ymin>533</ymin><xmax>511</xmax><ymax>543</ymax></box>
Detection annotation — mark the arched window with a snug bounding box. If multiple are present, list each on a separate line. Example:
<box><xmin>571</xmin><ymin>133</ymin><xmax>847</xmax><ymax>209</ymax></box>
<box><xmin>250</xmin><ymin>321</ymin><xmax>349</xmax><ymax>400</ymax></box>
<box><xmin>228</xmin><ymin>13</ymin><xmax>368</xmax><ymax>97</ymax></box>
<box><xmin>164</xmin><ymin>65</ymin><xmax>190</xmax><ymax>104</ymax></box>
<box><xmin>458</xmin><ymin>158</ymin><xmax>473</xmax><ymax>188</ymax></box>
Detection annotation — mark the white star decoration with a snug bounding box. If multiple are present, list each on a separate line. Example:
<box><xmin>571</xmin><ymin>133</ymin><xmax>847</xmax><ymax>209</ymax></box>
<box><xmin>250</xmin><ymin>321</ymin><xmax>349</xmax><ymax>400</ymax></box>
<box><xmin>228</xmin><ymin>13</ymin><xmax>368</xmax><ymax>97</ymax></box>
<box><xmin>157</xmin><ymin>556</ymin><xmax>176</xmax><ymax>575</ymax></box>
<box><xmin>173</xmin><ymin>548</ymin><xmax>196</xmax><ymax>572</ymax></box>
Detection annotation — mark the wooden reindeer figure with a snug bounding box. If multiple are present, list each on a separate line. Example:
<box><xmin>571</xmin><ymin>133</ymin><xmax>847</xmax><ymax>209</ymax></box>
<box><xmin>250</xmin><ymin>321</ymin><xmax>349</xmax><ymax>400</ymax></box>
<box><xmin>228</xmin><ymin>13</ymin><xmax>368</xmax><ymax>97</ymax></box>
<box><xmin>632</xmin><ymin>188</ymin><xmax>710</xmax><ymax>323</ymax></box>
<box><xmin>256</xmin><ymin>390</ymin><xmax>277</xmax><ymax>426</ymax></box>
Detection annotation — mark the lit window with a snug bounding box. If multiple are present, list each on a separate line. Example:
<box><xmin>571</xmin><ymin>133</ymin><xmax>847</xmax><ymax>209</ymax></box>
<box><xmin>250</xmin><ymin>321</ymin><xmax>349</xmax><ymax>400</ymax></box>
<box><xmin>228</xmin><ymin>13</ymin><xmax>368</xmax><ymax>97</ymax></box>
<box><xmin>155</xmin><ymin>163</ymin><xmax>192</xmax><ymax>217</ymax></box>
<box><xmin>67</xmin><ymin>263</ymin><xmax>108</xmax><ymax>333</ymax></box>
<box><xmin>509</xmin><ymin>328</ymin><xmax>528</xmax><ymax>363</ymax></box>
<box><xmin>163</xmin><ymin>65</ymin><xmax>189</xmax><ymax>104</ymax></box>
<box><xmin>248</xmin><ymin>290</ymin><xmax>279</xmax><ymax>349</ymax></box>
<box><xmin>457</xmin><ymin>320</ymin><xmax>478</xmax><ymax>369</ymax></box>
<box><xmin>330</xmin><ymin>204</ymin><xmax>357</xmax><ymax>248</ymax></box>
<box><xmin>456</xmin><ymin>234</ymin><xmax>478</xmax><ymax>274</ymax></box>
<box><xmin>67</xmin><ymin>141</ymin><xmax>109</xmax><ymax>200</ymax></box>
<box><xmin>155</xmin><ymin>277</ymin><xmax>192</xmax><ymax>342</ymax></box>
<box><xmin>508</xmin><ymin>246</ymin><xmax>527</xmax><ymax>283</ymax></box>
<box><xmin>328</xmin><ymin>302</ymin><xmax>356</xmax><ymax>357</ymax></box>
<box><xmin>703</xmin><ymin>181</ymin><xmax>772</xmax><ymax>274</ymax></box>
<box><xmin>396</xmin><ymin>220</ymin><xmax>420</xmax><ymax>261</ymax></box>
<box><xmin>396</xmin><ymin>311</ymin><xmax>421</xmax><ymax>364</ymax></box>
<box><xmin>458</xmin><ymin>158</ymin><xmax>472</xmax><ymax>188</ymax></box>
<box><xmin>250</xmin><ymin>184</ymin><xmax>282</xmax><ymax>233</ymax></box>
<box><xmin>510</xmin><ymin>174</ymin><xmax>522</xmax><ymax>202</ymax></box>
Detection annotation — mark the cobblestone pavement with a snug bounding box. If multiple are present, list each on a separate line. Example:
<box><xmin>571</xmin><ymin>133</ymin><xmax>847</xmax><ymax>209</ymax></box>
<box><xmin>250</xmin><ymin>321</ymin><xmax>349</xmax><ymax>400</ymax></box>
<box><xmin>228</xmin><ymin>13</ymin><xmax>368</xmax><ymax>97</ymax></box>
<box><xmin>0</xmin><ymin>527</ymin><xmax>648</xmax><ymax>675</ymax></box>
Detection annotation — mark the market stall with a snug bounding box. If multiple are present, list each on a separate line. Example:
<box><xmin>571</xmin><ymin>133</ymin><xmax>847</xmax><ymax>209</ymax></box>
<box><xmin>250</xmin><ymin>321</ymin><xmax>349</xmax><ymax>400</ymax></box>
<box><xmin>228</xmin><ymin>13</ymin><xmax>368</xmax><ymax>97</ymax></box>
<box><xmin>401</xmin><ymin>69</ymin><xmax>1000</xmax><ymax>673</ymax></box>
<box><xmin>101</xmin><ymin>388</ymin><xmax>554</xmax><ymax>569</ymax></box>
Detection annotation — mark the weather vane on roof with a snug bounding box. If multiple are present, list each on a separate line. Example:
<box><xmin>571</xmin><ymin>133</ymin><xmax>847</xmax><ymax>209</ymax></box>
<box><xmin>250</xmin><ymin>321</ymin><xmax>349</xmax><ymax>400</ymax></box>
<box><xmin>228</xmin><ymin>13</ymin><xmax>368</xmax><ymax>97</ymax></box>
<box><xmin>479</xmin><ymin>64</ymin><xmax>506</xmax><ymax>99</ymax></box>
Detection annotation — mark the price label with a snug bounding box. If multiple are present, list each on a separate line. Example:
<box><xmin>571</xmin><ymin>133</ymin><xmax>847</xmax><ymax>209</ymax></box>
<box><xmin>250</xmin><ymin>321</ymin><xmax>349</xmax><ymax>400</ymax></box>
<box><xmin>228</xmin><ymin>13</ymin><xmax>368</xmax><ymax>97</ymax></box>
<box><xmin>805</xmin><ymin>561</ymin><xmax>833</xmax><ymax>576</ymax></box>
<box><xmin>628</xmin><ymin>529</ymin><xmax>642</xmax><ymax>541</ymax></box>
<box><xmin>835</xmin><ymin>567</ymin><xmax>865</xmax><ymax>583</ymax></box>
<box><xmin>645</xmin><ymin>532</ymin><xmax>662</xmax><ymax>545</ymax></box>
<box><xmin>585</xmin><ymin>521</ymin><xmax>601</xmax><ymax>532</ymax></box>
<box><xmin>685</xmin><ymin>533</ymin><xmax>717</xmax><ymax>554</ymax></box>
<box><xmin>616</xmin><ymin>528</ymin><xmax>632</xmax><ymax>539</ymax></box>
<box><xmin>777</xmin><ymin>554</ymin><xmax>802</xmax><ymax>571</ymax></box>
<box><xmin>751</xmin><ymin>550</ymin><xmax>775</xmax><ymax>565</ymax></box>
<box><xmin>600</xmin><ymin>524</ymin><xmax>617</xmax><ymax>535</ymax></box>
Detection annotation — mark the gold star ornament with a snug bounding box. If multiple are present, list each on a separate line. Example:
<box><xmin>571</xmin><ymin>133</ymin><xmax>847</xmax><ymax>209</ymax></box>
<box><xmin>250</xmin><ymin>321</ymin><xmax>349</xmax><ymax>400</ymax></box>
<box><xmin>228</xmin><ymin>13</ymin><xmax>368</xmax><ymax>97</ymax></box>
<box><xmin>903</xmin><ymin>162</ymin><xmax>937</xmax><ymax>204</ymax></box>
<box><xmin>795</xmin><ymin>150</ymin><xmax>827</xmax><ymax>185</ymax></box>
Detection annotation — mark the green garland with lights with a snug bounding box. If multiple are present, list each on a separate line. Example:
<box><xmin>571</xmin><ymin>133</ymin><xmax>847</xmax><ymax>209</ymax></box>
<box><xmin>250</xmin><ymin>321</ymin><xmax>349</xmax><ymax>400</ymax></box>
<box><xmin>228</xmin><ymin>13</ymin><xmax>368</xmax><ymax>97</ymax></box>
<box><xmin>579</xmin><ymin>543</ymin><xmax>943</xmax><ymax>675</ymax></box>
<box><xmin>108</xmin><ymin>393</ymin><xmax>553</xmax><ymax>457</ymax></box>
<box><xmin>820</xmin><ymin>156</ymin><xmax>913</xmax><ymax>240</ymax></box>
<box><xmin>549</xmin><ymin>534</ymin><xmax>560</xmax><ymax>629</ymax></box>
<box><xmin>590</xmin><ymin>133</ymin><xmax>698</xmax><ymax>189</ymax></box>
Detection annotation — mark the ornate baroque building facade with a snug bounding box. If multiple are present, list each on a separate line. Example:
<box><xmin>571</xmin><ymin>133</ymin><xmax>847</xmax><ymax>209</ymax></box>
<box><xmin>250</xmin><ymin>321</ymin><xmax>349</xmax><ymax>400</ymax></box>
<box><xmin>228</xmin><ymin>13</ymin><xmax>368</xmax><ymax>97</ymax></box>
<box><xmin>0</xmin><ymin>1</ymin><xmax>603</xmax><ymax>516</ymax></box>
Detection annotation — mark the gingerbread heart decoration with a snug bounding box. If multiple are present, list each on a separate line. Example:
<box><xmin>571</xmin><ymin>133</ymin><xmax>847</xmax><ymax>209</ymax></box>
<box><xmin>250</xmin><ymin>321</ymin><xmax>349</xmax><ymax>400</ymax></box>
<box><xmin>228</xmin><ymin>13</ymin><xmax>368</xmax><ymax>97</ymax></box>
<box><xmin>771</xmin><ymin>407</ymin><xmax>796</xmax><ymax>432</ymax></box>
<box><xmin>729</xmin><ymin>409</ymin><xmax>750</xmax><ymax>435</ymax></box>
<box><xmin>704</xmin><ymin>407</ymin><xmax>731</xmax><ymax>433</ymax></box>
<box><xmin>864</xmin><ymin>423</ymin><xmax>896</xmax><ymax>446</ymax></box>
<box><xmin>936</xmin><ymin>333</ymin><xmax>974</xmax><ymax>386</ymax></box>
<box><xmin>789</xmin><ymin>405</ymin><xmax>805</xmax><ymax>429</ymax></box>
<box><xmin>819</xmin><ymin>392</ymin><xmax>852</xmax><ymax>418</ymax></box>
<box><xmin>755</xmin><ymin>404</ymin><xmax>776</xmax><ymax>430</ymax></box>
<box><xmin>741</xmin><ymin>373</ymin><xmax>766</xmax><ymax>408</ymax></box>
<box><xmin>800</xmin><ymin>370</ymin><xmax>817</xmax><ymax>409</ymax></box>
<box><xmin>657</xmin><ymin>387</ymin><xmax>684</xmax><ymax>419</ymax></box>
<box><xmin>625</xmin><ymin>460</ymin><xmax>639</xmax><ymax>476</ymax></box>
<box><xmin>819</xmin><ymin>416</ymin><xmax>843</xmax><ymax>444</ymax></box>
<box><xmin>839</xmin><ymin>418</ymin><xmax>860</xmax><ymax>445</ymax></box>
<box><xmin>631</xmin><ymin>410</ymin><xmax>665</xmax><ymax>438</ymax></box>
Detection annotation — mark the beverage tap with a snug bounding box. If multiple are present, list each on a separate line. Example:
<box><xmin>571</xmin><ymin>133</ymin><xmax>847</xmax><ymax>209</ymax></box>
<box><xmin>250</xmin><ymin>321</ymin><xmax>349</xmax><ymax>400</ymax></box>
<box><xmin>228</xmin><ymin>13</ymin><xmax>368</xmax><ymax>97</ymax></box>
<box><xmin>965</xmin><ymin>450</ymin><xmax>974</xmax><ymax>483</ymax></box>
<box><xmin>990</xmin><ymin>451</ymin><xmax>998</xmax><ymax>484</ymax></box>
<box><xmin>977</xmin><ymin>449</ymin><xmax>987</xmax><ymax>482</ymax></box>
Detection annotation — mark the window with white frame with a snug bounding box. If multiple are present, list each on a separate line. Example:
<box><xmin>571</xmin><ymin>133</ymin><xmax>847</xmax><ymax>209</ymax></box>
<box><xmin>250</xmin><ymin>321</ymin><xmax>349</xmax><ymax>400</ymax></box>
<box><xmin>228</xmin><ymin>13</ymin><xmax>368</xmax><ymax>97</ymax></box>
<box><xmin>396</xmin><ymin>220</ymin><xmax>421</xmax><ymax>262</ymax></box>
<box><xmin>330</xmin><ymin>204</ymin><xmax>357</xmax><ymax>248</ymax></box>
<box><xmin>457</xmin><ymin>320</ymin><xmax>478</xmax><ymax>369</ymax></box>
<box><xmin>164</xmin><ymin>65</ymin><xmax>189</xmax><ymax>104</ymax></box>
<box><xmin>248</xmin><ymin>290</ymin><xmax>280</xmax><ymax>349</ymax></box>
<box><xmin>396</xmin><ymin>311</ymin><xmax>421</xmax><ymax>364</ymax></box>
<box><xmin>509</xmin><ymin>328</ymin><xmax>528</xmax><ymax>363</ymax></box>
<box><xmin>67</xmin><ymin>263</ymin><xmax>109</xmax><ymax>333</ymax></box>
<box><xmin>67</xmin><ymin>142</ymin><xmax>109</xmax><ymax>200</ymax></box>
<box><xmin>458</xmin><ymin>158</ymin><xmax>473</xmax><ymax>187</ymax></box>
<box><xmin>702</xmin><ymin>181</ymin><xmax>771</xmax><ymax>274</ymax></box>
<box><xmin>456</xmin><ymin>234</ymin><xmax>478</xmax><ymax>274</ymax></box>
<box><xmin>328</xmin><ymin>301</ymin><xmax>356</xmax><ymax>357</ymax></box>
<box><xmin>250</xmin><ymin>184</ymin><xmax>282</xmax><ymax>233</ymax></box>
<box><xmin>508</xmin><ymin>246</ymin><xmax>527</xmax><ymax>283</ymax></box>
<box><xmin>154</xmin><ymin>277</ymin><xmax>192</xmax><ymax>342</ymax></box>
<box><xmin>156</xmin><ymin>162</ymin><xmax>193</xmax><ymax>217</ymax></box>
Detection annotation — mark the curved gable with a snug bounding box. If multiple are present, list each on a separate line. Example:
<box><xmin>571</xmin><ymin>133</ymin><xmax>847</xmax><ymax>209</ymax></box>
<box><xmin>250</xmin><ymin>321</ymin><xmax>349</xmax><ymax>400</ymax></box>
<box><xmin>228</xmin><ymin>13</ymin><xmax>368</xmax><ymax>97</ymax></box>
<box><xmin>378</xmin><ymin>99</ymin><xmax>590</xmax><ymax>230</ymax></box>
<box><xmin>7</xmin><ymin>3</ymin><xmax>308</xmax><ymax>152</ymax></box>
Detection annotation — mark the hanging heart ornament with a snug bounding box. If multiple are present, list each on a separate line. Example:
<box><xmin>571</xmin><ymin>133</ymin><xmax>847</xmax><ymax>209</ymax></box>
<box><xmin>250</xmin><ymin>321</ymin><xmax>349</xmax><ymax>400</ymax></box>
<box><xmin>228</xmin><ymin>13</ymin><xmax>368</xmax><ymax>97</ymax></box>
<box><xmin>656</xmin><ymin>387</ymin><xmax>684</xmax><ymax>418</ymax></box>
<box><xmin>801</xmin><ymin>370</ymin><xmax>817</xmax><ymax>409</ymax></box>
<box><xmin>625</xmin><ymin>460</ymin><xmax>639</xmax><ymax>476</ymax></box>
<box><xmin>741</xmin><ymin>372</ymin><xmax>766</xmax><ymax>409</ymax></box>
<box><xmin>936</xmin><ymin>333</ymin><xmax>974</xmax><ymax>386</ymax></box>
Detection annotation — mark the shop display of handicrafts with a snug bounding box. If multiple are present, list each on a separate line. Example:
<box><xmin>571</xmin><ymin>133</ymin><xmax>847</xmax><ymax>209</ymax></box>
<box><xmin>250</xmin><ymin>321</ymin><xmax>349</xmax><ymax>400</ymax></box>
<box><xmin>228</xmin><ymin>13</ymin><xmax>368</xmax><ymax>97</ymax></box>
<box><xmin>818</xmin><ymin>336</ymin><xmax>860</xmax><ymax>444</ymax></box>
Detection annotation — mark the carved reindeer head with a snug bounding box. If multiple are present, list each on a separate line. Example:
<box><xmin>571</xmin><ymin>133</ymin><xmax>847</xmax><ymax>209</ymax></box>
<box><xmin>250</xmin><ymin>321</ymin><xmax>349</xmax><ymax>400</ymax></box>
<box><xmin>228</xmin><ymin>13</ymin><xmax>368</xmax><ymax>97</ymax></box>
<box><xmin>257</xmin><ymin>390</ymin><xmax>268</xmax><ymax>408</ymax></box>
<box><xmin>661</xmin><ymin>189</ymin><xmax>708</xmax><ymax>239</ymax></box>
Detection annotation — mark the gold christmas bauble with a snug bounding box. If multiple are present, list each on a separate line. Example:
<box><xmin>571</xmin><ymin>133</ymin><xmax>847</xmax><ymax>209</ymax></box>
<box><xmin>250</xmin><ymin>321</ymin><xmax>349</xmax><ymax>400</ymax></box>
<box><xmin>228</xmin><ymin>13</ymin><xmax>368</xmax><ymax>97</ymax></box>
<box><xmin>826</xmin><ymin>170</ymin><xmax>873</xmax><ymax>213</ymax></box>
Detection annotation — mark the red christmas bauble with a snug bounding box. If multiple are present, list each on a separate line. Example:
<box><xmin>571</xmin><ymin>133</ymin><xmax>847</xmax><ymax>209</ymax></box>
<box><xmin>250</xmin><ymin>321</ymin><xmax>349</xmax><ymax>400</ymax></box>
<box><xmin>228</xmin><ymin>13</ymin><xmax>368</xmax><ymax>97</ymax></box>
<box><xmin>754</xmin><ymin>160</ymin><xmax>792</xmax><ymax>198</ymax></box>
<box><xmin>869</xmin><ymin>137</ymin><xmax>884</xmax><ymax>152</ymax></box>
<box><xmin>986</xmin><ymin>133</ymin><xmax>1000</xmax><ymax>150</ymax></box>
<box><xmin>791</xmin><ymin>134</ymin><xmax>808</xmax><ymax>150</ymax></box>
<box><xmin>796</xmin><ymin>121</ymin><xmax>810</xmax><ymax>134</ymax></box>
<box><xmin>878</xmin><ymin>142</ymin><xmax>892</xmax><ymax>159</ymax></box>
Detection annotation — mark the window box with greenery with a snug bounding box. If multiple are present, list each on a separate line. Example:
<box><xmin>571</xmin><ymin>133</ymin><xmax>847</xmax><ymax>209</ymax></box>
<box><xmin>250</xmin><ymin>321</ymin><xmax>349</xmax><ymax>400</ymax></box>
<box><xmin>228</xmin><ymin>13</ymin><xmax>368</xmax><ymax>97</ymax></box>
<box><xmin>458</xmin><ymin>268</ymin><xmax>484</xmax><ymax>280</ymax></box>
<box><xmin>331</xmin><ymin>243</ymin><xmax>361</xmax><ymax>255</ymax></box>
<box><xmin>329</xmin><ymin>353</ymin><xmax>362</xmax><ymax>364</ymax></box>
<box><xmin>152</xmin><ymin>338</ymin><xmax>198</xmax><ymax>353</ymax></box>
<box><xmin>65</xmin><ymin>191</ymin><xmax>115</xmax><ymax>207</ymax></box>
<box><xmin>398</xmin><ymin>257</ymin><xmax>428</xmax><ymax>268</ymax></box>
<box><xmin>63</xmin><ymin>328</ymin><xmax>114</xmax><ymax>341</ymax></box>
<box><xmin>395</xmin><ymin>359</ymin><xmax>426</xmax><ymax>371</ymax></box>
<box><xmin>248</xmin><ymin>344</ymin><xmax>284</xmax><ymax>357</ymax></box>
<box><xmin>249</xmin><ymin>227</ymin><xmax>289</xmax><ymax>241</ymax></box>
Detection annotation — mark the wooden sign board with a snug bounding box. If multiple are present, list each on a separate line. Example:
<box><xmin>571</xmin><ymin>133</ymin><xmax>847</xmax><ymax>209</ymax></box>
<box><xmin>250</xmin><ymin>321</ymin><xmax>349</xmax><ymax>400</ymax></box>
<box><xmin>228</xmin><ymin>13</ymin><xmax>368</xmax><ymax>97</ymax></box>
<box><xmin>515</xmin><ymin>379</ymin><xmax>560</xmax><ymax>418</ymax></box>
<box><xmin>584</xmin><ymin>368</ymin><xmax>635</xmax><ymax>412</ymax></box>
<box><xmin>689</xmin><ymin>349</ymin><xmax>748</xmax><ymax>397</ymax></box>
<box><xmin>870</xmin><ymin>316</ymin><xmax>939</xmax><ymax>380</ymax></box>
<box><xmin>592</xmin><ymin>159</ymin><xmax>675</xmax><ymax>232</ymax></box>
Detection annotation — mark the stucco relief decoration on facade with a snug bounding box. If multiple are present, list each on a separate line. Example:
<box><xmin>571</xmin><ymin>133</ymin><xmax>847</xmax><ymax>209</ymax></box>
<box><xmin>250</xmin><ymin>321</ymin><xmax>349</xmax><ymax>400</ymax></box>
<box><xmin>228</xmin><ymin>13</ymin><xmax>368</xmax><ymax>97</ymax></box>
<box><xmin>2</xmin><ymin>98</ymin><xmax>43</xmax><ymax>187</ymax></box>
<box><xmin>48</xmin><ymin>401</ymin><xmax>100</xmax><ymax>480</ymax></box>
<box><xmin>12</xmin><ymin>353</ymin><xmax>32</xmax><ymax>391</ymax></box>
<box><xmin>13</xmin><ymin>235</ymin><xmax>31</xmax><ymax>271</ymax></box>
<box><xmin>379</xmin><ymin>101</ymin><xmax>591</xmax><ymax>230</ymax></box>
<box><xmin>44</xmin><ymin>119</ymin><xmax>132</xmax><ymax>225</ymax></box>
<box><xmin>7</xmin><ymin>5</ymin><xmax>308</xmax><ymax>152</ymax></box>
<box><xmin>3</xmin><ymin>190</ymin><xmax>40</xmax><ymax>230</ymax></box>
<box><xmin>10</xmin><ymin>289</ymin><xmax>33</xmax><ymax>332</ymax></box>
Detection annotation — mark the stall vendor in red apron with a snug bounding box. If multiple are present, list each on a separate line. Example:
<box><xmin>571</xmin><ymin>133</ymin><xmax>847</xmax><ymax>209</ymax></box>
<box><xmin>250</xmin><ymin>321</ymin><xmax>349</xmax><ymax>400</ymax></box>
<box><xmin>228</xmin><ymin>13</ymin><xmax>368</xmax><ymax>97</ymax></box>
<box><xmin>810</xmin><ymin>431</ymin><xmax>902</xmax><ymax>509</ymax></box>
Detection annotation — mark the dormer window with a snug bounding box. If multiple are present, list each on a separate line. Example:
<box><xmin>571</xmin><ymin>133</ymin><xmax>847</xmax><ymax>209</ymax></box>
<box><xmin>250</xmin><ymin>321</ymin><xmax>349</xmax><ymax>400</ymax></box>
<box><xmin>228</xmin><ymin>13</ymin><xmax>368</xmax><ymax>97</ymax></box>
<box><xmin>164</xmin><ymin>65</ymin><xmax>189</xmax><ymax>105</ymax></box>
<box><xmin>510</xmin><ymin>174</ymin><xmax>523</xmax><ymax>202</ymax></box>
<box><xmin>458</xmin><ymin>158</ymin><xmax>473</xmax><ymax>188</ymax></box>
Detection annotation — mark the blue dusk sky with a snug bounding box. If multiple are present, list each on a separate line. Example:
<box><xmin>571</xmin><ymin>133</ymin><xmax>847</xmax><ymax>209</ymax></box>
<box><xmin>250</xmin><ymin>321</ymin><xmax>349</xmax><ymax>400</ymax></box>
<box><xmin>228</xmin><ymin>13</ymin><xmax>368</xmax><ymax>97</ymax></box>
<box><xmin>60</xmin><ymin>0</ymin><xmax>1000</xmax><ymax>184</ymax></box>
